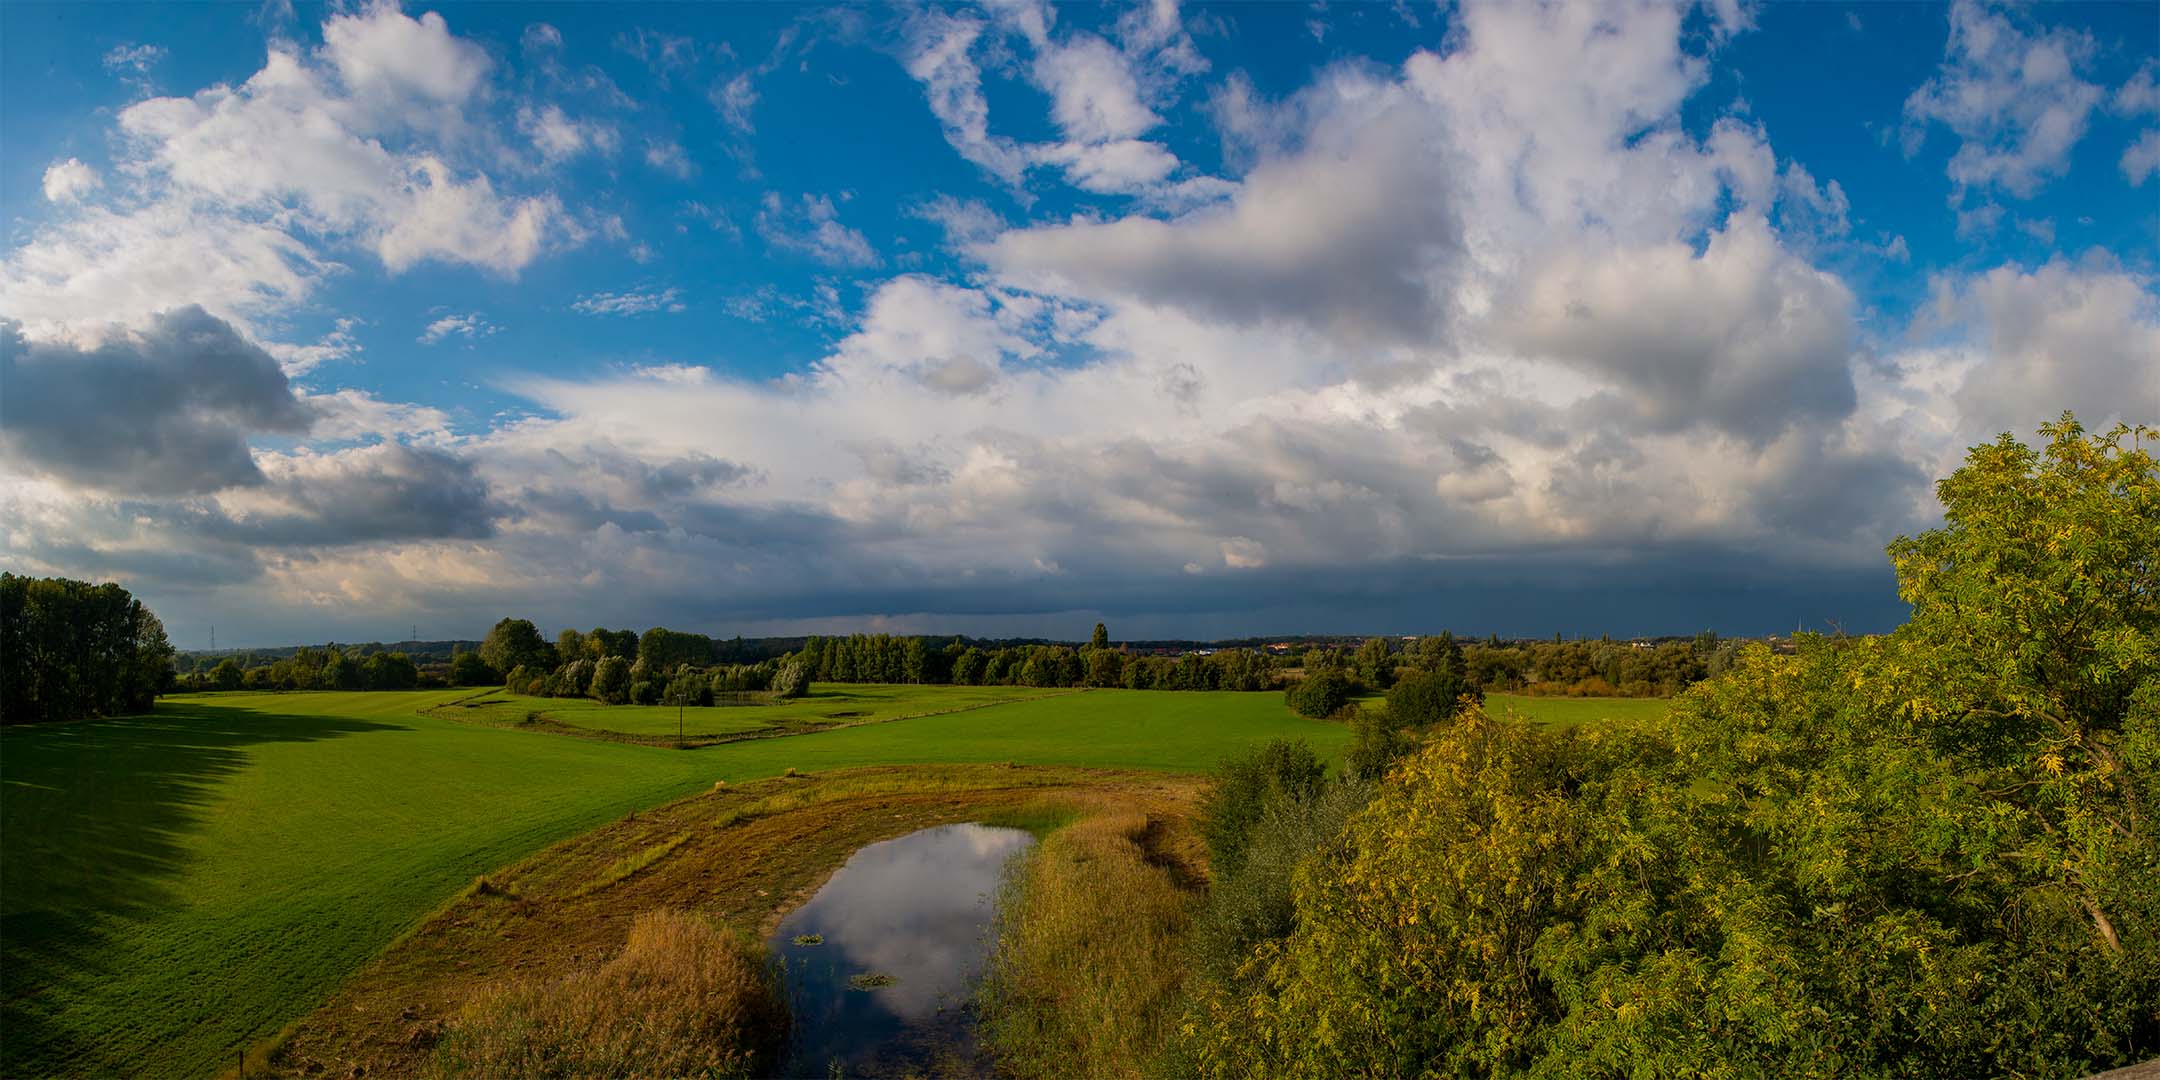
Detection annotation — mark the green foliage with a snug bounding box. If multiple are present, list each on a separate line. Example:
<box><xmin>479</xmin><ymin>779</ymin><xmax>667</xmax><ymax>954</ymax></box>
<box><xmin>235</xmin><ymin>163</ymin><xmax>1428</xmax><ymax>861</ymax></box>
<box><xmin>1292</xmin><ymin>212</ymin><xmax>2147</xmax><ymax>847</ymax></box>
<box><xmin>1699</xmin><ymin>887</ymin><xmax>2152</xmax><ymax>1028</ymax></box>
<box><xmin>1386</xmin><ymin>665</ymin><xmax>1481</xmax><ymax>728</ymax></box>
<box><xmin>768</xmin><ymin>660</ymin><xmax>811</xmax><ymax>699</ymax></box>
<box><xmin>447</xmin><ymin>649</ymin><xmax>498</xmax><ymax>688</ymax></box>
<box><xmin>588</xmin><ymin>655</ymin><xmax>630</xmax><ymax>705</ymax></box>
<box><xmin>210</xmin><ymin>658</ymin><xmax>246</xmax><ymax>691</ymax></box>
<box><xmin>1084</xmin><ymin>647</ymin><xmax>1125</xmax><ymax>688</ymax></box>
<box><xmin>1345</xmin><ymin>706</ymin><xmax>1420</xmax><ymax>781</ymax></box>
<box><xmin>477</xmin><ymin>618</ymin><xmax>552</xmax><ymax>679</ymax></box>
<box><xmin>1353</xmin><ymin>636</ymin><xmax>1396</xmax><ymax>690</ymax></box>
<box><xmin>1284</xmin><ymin>670</ymin><xmax>1351</xmax><ymax>719</ymax></box>
<box><xmin>664</xmin><ymin>669</ymin><xmax>712</xmax><ymax>708</ymax></box>
<box><xmin>1187</xmin><ymin>777</ymin><xmax>1373</xmax><ymax>988</ymax></box>
<box><xmin>0</xmin><ymin>573</ymin><xmax>174</xmax><ymax>724</ymax></box>
<box><xmin>1463</xmin><ymin>636</ymin><xmax>1709</xmax><ymax>697</ymax></box>
<box><xmin>1196</xmin><ymin>739</ymin><xmax>1327</xmax><ymax>881</ymax></box>
<box><xmin>1091</xmin><ymin>622</ymin><xmax>1110</xmax><ymax>650</ymax></box>
<box><xmin>636</xmin><ymin>627</ymin><xmax>716</xmax><ymax>672</ymax></box>
<box><xmin>1180</xmin><ymin>416</ymin><xmax>2160</xmax><ymax>1078</ymax></box>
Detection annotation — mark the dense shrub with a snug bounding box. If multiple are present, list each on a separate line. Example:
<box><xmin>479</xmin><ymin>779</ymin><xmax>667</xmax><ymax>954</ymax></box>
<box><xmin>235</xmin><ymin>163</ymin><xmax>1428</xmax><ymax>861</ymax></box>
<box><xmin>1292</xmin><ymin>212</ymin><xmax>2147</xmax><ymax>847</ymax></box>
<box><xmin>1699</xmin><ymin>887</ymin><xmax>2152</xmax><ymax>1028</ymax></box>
<box><xmin>768</xmin><ymin>660</ymin><xmax>810</xmax><ymax>699</ymax></box>
<box><xmin>629</xmin><ymin>679</ymin><xmax>661</xmax><ymax>706</ymax></box>
<box><xmin>1283</xmin><ymin>670</ymin><xmax>1351</xmax><ymax>719</ymax></box>
<box><xmin>1195</xmin><ymin>739</ymin><xmax>1326</xmax><ymax>881</ymax></box>
<box><xmin>1385</xmin><ymin>667</ymin><xmax>1479</xmax><ymax>728</ymax></box>
<box><xmin>447</xmin><ymin>650</ymin><xmax>497</xmax><ymax>688</ymax></box>
<box><xmin>664</xmin><ymin>670</ymin><xmax>712</xmax><ymax>707</ymax></box>
<box><xmin>432</xmin><ymin>909</ymin><xmax>788</xmax><ymax>1079</ymax></box>
<box><xmin>1344</xmin><ymin>705</ymin><xmax>1420</xmax><ymax>781</ymax></box>
<box><xmin>1186</xmin><ymin>777</ymin><xmax>1372</xmax><ymax>988</ymax></box>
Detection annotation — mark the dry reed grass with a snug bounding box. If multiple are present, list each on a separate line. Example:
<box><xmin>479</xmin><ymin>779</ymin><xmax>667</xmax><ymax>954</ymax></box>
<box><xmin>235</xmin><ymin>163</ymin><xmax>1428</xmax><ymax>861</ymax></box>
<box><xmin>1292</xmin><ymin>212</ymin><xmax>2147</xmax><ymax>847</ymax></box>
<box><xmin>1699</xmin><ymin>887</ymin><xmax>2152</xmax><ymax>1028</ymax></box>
<box><xmin>978</xmin><ymin>812</ymin><xmax>1199</xmax><ymax>1080</ymax></box>
<box><xmin>429</xmin><ymin>909</ymin><xmax>787</xmax><ymax>1079</ymax></box>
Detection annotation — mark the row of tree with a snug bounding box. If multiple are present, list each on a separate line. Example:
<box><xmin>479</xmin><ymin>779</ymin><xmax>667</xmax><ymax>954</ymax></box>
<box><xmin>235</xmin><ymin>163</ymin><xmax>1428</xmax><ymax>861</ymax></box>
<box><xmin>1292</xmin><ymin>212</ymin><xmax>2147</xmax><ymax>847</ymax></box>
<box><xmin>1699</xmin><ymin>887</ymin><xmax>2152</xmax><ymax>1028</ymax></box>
<box><xmin>1</xmin><ymin>574</ymin><xmax>174</xmax><ymax>725</ymax></box>
<box><xmin>177</xmin><ymin>646</ymin><xmax>421</xmax><ymax>693</ymax></box>
<box><xmin>0</xmin><ymin>574</ymin><xmax>176</xmax><ymax>725</ymax></box>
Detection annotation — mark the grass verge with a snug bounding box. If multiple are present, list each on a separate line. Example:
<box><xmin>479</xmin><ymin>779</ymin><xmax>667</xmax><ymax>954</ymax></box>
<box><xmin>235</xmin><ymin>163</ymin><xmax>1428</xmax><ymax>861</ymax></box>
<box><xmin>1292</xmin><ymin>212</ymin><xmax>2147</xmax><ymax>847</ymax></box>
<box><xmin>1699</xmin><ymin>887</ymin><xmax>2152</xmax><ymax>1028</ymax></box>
<box><xmin>978</xmin><ymin>810</ymin><xmax>1206</xmax><ymax>1080</ymax></box>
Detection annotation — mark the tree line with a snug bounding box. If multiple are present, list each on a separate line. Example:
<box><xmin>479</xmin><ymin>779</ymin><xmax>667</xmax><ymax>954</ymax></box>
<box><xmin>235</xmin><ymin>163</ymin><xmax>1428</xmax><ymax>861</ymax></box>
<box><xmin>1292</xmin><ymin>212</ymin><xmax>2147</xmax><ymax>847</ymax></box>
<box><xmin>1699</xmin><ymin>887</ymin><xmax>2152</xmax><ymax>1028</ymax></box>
<box><xmin>1</xmin><ymin>573</ymin><xmax>174</xmax><ymax>725</ymax></box>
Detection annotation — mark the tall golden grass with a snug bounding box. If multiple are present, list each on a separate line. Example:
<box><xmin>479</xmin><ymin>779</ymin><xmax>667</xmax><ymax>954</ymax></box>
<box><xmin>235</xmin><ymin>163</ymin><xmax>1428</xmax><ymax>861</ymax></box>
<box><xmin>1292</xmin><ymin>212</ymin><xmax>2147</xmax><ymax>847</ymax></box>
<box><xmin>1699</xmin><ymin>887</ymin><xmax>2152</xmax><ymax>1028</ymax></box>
<box><xmin>429</xmin><ymin>909</ymin><xmax>788</xmax><ymax>1079</ymax></box>
<box><xmin>978</xmin><ymin>812</ymin><xmax>1198</xmax><ymax>1079</ymax></box>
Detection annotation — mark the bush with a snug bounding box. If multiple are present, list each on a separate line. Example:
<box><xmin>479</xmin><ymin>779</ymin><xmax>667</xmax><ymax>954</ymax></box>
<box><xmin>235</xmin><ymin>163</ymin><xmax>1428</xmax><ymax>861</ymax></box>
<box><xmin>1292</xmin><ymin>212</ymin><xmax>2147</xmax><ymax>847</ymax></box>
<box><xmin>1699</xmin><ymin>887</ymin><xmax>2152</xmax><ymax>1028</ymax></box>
<box><xmin>1345</xmin><ymin>706</ymin><xmax>1420</xmax><ymax>781</ymax></box>
<box><xmin>447</xmin><ymin>650</ymin><xmax>498</xmax><ymax>688</ymax></box>
<box><xmin>1196</xmin><ymin>739</ymin><xmax>1326</xmax><ymax>881</ymax></box>
<box><xmin>432</xmin><ymin>909</ymin><xmax>788</xmax><ymax>1079</ymax></box>
<box><xmin>665</xmin><ymin>670</ymin><xmax>712</xmax><ymax>707</ymax></box>
<box><xmin>1284</xmin><ymin>670</ymin><xmax>1351</xmax><ymax>719</ymax></box>
<box><xmin>768</xmin><ymin>660</ymin><xmax>811</xmax><ymax>699</ymax></box>
<box><xmin>629</xmin><ymin>679</ymin><xmax>661</xmax><ymax>706</ymax></box>
<box><xmin>1186</xmin><ymin>777</ymin><xmax>1373</xmax><ymax>988</ymax></box>
<box><xmin>1385</xmin><ymin>667</ymin><xmax>1479</xmax><ymax>728</ymax></box>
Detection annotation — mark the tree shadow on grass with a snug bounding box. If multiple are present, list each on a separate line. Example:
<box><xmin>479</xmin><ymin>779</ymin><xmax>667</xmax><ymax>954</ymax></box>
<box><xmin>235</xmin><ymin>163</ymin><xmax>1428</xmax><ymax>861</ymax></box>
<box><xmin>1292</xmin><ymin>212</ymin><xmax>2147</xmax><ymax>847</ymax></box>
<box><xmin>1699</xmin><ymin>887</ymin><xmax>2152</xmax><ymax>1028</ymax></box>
<box><xmin>1</xmin><ymin>698</ymin><xmax>409</xmax><ymax>1078</ymax></box>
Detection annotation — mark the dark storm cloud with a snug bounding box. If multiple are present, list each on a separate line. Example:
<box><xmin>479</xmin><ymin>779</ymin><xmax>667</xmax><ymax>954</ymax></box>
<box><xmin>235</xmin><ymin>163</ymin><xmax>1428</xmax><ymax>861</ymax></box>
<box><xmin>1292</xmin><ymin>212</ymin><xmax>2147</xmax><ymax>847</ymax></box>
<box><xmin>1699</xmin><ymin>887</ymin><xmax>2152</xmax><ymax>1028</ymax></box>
<box><xmin>0</xmin><ymin>308</ymin><xmax>313</xmax><ymax>495</ymax></box>
<box><xmin>574</xmin><ymin>544</ymin><xmax>1908</xmax><ymax>640</ymax></box>
<box><xmin>204</xmin><ymin>443</ymin><xmax>498</xmax><ymax>545</ymax></box>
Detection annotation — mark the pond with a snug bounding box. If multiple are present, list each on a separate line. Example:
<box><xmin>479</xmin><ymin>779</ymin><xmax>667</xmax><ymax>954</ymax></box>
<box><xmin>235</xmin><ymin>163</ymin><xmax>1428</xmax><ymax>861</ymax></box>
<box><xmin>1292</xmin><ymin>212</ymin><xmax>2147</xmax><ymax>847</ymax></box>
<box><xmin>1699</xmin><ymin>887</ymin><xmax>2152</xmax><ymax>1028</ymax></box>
<box><xmin>770</xmin><ymin>822</ymin><xmax>1035</xmax><ymax>1077</ymax></box>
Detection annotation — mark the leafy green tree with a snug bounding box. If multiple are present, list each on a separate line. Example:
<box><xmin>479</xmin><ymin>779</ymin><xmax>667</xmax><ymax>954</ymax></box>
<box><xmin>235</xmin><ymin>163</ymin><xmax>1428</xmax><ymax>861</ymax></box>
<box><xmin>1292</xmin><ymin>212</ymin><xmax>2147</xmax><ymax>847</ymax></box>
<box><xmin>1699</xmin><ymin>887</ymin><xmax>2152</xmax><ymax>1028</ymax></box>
<box><xmin>589</xmin><ymin>655</ymin><xmax>631</xmax><ymax>704</ymax></box>
<box><xmin>1196</xmin><ymin>738</ymin><xmax>1327</xmax><ymax>881</ymax></box>
<box><xmin>479</xmin><ymin>618</ymin><xmax>551</xmax><ymax>676</ymax></box>
<box><xmin>952</xmin><ymin>647</ymin><xmax>986</xmax><ymax>686</ymax></box>
<box><xmin>1085</xmin><ymin>648</ymin><xmax>1125</xmax><ymax>688</ymax></box>
<box><xmin>209</xmin><ymin>658</ymin><xmax>245</xmax><ymax>692</ymax></box>
<box><xmin>362</xmin><ymin>652</ymin><xmax>418</xmax><ymax>690</ymax></box>
<box><xmin>0</xmin><ymin>573</ymin><xmax>174</xmax><ymax>723</ymax></box>
<box><xmin>769</xmin><ymin>660</ymin><xmax>811</xmax><ymax>699</ymax></box>
<box><xmin>1344</xmin><ymin>706</ymin><xmax>1420</xmax><ymax>780</ymax></box>
<box><xmin>1352</xmin><ymin>636</ymin><xmax>1395</xmax><ymax>690</ymax></box>
<box><xmin>321</xmin><ymin>650</ymin><xmax>360</xmax><ymax>691</ymax></box>
<box><xmin>1284</xmin><ymin>670</ymin><xmax>1350</xmax><ymax>719</ymax></box>
<box><xmin>1091</xmin><ymin>622</ymin><xmax>1110</xmax><ymax>650</ymax></box>
<box><xmin>447</xmin><ymin>649</ymin><xmax>498</xmax><ymax>688</ymax></box>
<box><xmin>1385</xmin><ymin>666</ymin><xmax>1479</xmax><ymax>728</ymax></box>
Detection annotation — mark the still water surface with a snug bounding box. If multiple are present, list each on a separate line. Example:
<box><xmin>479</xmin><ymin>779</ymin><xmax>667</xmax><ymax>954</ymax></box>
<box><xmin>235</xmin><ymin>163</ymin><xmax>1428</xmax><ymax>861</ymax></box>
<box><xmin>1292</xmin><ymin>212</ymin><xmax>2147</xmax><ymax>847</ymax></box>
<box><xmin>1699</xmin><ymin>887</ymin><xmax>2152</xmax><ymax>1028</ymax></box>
<box><xmin>770</xmin><ymin>822</ymin><xmax>1034</xmax><ymax>1077</ymax></box>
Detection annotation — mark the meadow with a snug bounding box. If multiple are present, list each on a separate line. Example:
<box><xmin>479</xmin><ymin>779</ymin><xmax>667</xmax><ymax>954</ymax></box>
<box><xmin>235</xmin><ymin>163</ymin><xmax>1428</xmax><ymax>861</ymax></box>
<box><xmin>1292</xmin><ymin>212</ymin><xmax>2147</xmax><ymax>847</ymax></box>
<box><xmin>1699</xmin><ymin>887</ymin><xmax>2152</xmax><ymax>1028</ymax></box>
<box><xmin>0</xmin><ymin>686</ymin><xmax>1346</xmax><ymax>1078</ymax></box>
<box><xmin>442</xmin><ymin>682</ymin><xmax>1073</xmax><ymax>742</ymax></box>
<box><xmin>1480</xmin><ymin>691</ymin><xmax>1670</xmax><ymax>729</ymax></box>
<box><xmin>1353</xmin><ymin>690</ymin><xmax>1670</xmax><ymax>731</ymax></box>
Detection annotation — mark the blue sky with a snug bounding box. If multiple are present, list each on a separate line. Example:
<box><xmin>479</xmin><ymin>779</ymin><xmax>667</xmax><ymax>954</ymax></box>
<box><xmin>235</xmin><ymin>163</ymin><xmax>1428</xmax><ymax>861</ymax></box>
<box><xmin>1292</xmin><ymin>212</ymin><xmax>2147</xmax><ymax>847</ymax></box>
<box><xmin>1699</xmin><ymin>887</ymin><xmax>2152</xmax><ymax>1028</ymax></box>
<box><xmin>1</xmin><ymin>0</ymin><xmax>2155</xmax><ymax>648</ymax></box>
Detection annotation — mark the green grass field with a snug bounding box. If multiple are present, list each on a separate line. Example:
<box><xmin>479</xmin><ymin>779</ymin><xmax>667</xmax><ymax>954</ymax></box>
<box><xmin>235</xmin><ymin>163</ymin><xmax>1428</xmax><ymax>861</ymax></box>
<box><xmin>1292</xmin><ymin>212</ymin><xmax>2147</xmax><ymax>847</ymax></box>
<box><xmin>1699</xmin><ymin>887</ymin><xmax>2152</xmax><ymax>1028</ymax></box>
<box><xmin>1351</xmin><ymin>691</ymin><xmax>1671</xmax><ymax>731</ymax></box>
<box><xmin>444</xmin><ymin>682</ymin><xmax>1072</xmax><ymax>739</ymax></box>
<box><xmin>0</xmin><ymin>686</ymin><xmax>1345</xmax><ymax>1078</ymax></box>
<box><xmin>1482</xmin><ymin>692</ymin><xmax>1671</xmax><ymax>730</ymax></box>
